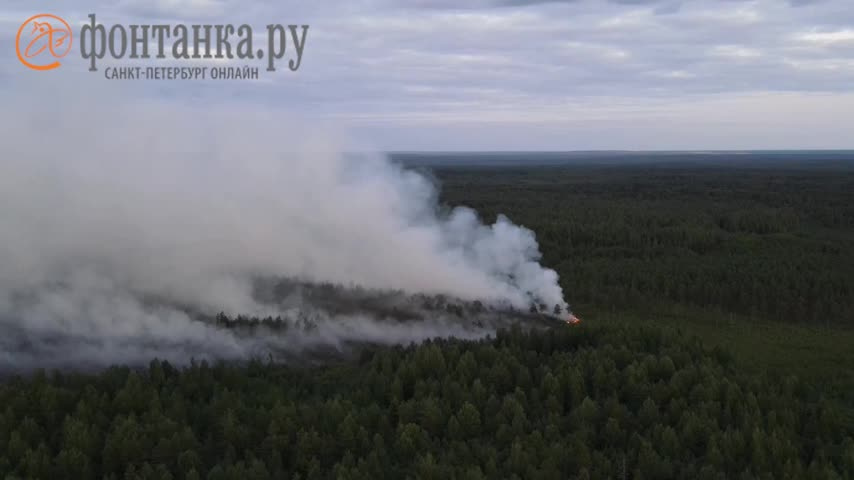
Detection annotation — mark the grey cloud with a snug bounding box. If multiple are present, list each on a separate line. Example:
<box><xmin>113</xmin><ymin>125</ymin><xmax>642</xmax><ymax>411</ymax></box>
<box><xmin>2</xmin><ymin>0</ymin><xmax>853</xmax><ymax>149</ymax></box>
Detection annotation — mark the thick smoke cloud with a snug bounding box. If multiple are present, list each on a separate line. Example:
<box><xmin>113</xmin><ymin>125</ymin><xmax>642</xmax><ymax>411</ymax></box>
<box><xmin>0</xmin><ymin>96</ymin><xmax>567</xmax><ymax>371</ymax></box>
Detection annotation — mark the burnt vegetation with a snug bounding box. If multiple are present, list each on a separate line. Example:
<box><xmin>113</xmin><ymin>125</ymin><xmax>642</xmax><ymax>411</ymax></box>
<box><xmin>210</xmin><ymin>278</ymin><xmax>560</xmax><ymax>333</ymax></box>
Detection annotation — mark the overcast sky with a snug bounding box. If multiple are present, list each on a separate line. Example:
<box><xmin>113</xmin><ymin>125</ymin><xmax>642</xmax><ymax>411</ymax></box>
<box><xmin>3</xmin><ymin>0</ymin><xmax>854</xmax><ymax>150</ymax></box>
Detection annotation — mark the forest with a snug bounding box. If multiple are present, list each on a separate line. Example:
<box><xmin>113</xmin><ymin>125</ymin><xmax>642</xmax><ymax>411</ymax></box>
<box><xmin>430</xmin><ymin>159</ymin><xmax>854</xmax><ymax>326</ymax></box>
<box><xmin>2</xmin><ymin>157</ymin><xmax>854</xmax><ymax>478</ymax></box>
<box><xmin>1</xmin><ymin>324</ymin><xmax>852</xmax><ymax>479</ymax></box>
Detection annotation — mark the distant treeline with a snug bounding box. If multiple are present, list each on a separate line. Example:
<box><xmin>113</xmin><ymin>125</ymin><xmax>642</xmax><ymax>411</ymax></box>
<box><xmin>392</xmin><ymin>151</ymin><xmax>854</xmax><ymax>169</ymax></box>
<box><xmin>1</xmin><ymin>324</ymin><xmax>851</xmax><ymax>479</ymax></box>
<box><xmin>436</xmin><ymin>164</ymin><xmax>854</xmax><ymax>325</ymax></box>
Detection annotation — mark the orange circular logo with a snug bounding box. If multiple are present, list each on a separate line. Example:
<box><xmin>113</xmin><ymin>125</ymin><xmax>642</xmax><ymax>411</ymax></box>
<box><xmin>16</xmin><ymin>14</ymin><xmax>73</xmax><ymax>71</ymax></box>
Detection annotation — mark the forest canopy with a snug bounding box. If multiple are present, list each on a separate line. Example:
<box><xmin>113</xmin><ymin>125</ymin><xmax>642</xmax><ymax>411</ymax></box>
<box><xmin>433</xmin><ymin>162</ymin><xmax>854</xmax><ymax>326</ymax></box>
<box><xmin>1</xmin><ymin>323</ymin><xmax>852</xmax><ymax>479</ymax></box>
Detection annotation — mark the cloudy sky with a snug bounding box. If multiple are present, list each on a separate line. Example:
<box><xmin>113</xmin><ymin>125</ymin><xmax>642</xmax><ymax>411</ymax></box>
<box><xmin>3</xmin><ymin>0</ymin><xmax>854</xmax><ymax>150</ymax></box>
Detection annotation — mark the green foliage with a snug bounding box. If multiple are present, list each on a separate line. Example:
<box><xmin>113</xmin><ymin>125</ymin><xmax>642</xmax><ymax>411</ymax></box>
<box><xmin>0</xmin><ymin>324</ymin><xmax>849</xmax><ymax>478</ymax></box>
<box><xmin>436</xmin><ymin>165</ymin><xmax>854</xmax><ymax>326</ymax></box>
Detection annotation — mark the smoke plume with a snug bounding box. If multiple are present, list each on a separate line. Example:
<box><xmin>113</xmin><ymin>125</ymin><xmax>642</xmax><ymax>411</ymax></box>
<box><xmin>0</xmin><ymin>96</ymin><xmax>567</xmax><ymax>371</ymax></box>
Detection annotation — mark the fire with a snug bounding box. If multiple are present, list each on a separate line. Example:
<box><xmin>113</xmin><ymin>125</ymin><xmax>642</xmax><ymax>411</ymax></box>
<box><xmin>566</xmin><ymin>314</ymin><xmax>582</xmax><ymax>325</ymax></box>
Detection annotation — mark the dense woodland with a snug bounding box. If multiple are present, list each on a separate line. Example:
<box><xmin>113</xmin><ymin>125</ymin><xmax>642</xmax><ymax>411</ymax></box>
<box><xmin>2</xmin><ymin>324</ymin><xmax>853</xmax><ymax>479</ymax></box>
<box><xmin>3</xmin><ymin>158</ymin><xmax>854</xmax><ymax>478</ymax></box>
<box><xmin>433</xmin><ymin>161</ymin><xmax>854</xmax><ymax>326</ymax></box>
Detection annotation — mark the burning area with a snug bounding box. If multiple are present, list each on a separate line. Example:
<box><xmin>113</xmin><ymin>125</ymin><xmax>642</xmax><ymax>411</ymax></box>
<box><xmin>0</xmin><ymin>97</ymin><xmax>572</xmax><ymax>373</ymax></box>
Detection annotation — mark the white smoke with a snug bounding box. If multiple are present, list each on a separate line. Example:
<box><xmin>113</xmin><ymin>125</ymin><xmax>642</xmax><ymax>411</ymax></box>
<box><xmin>0</xmin><ymin>94</ymin><xmax>567</xmax><ymax>370</ymax></box>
